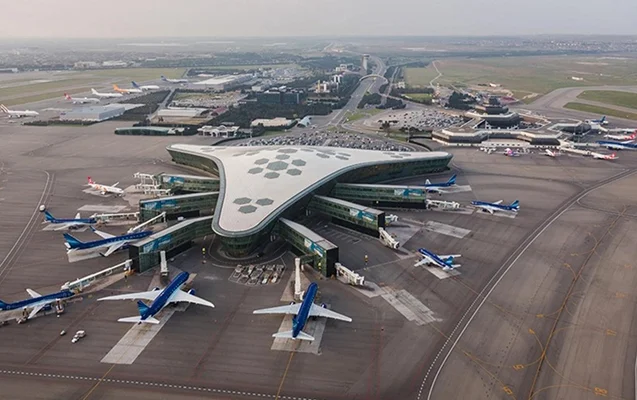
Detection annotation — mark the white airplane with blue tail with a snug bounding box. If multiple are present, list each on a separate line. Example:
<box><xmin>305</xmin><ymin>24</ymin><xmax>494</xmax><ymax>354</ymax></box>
<box><xmin>414</xmin><ymin>248</ymin><xmax>462</xmax><ymax>271</ymax></box>
<box><xmin>472</xmin><ymin>200</ymin><xmax>520</xmax><ymax>214</ymax></box>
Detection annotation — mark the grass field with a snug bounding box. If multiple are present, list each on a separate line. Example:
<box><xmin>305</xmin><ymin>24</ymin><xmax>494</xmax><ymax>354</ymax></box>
<box><xmin>564</xmin><ymin>102</ymin><xmax>637</xmax><ymax>121</ymax></box>
<box><xmin>577</xmin><ymin>90</ymin><xmax>637</xmax><ymax>110</ymax></box>
<box><xmin>346</xmin><ymin>108</ymin><xmax>383</xmax><ymax>122</ymax></box>
<box><xmin>0</xmin><ymin>78</ymin><xmax>96</xmax><ymax>98</ymax></box>
<box><xmin>88</xmin><ymin>68</ymin><xmax>186</xmax><ymax>80</ymax></box>
<box><xmin>406</xmin><ymin>56</ymin><xmax>637</xmax><ymax>99</ymax></box>
<box><xmin>2</xmin><ymin>87</ymin><xmax>93</xmax><ymax>106</ymax></box>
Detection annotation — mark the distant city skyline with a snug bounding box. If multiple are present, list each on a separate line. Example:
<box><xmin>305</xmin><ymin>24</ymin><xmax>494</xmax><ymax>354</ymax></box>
<box><xmin>2</xmin><ymin>0</ymin><xmax>637</xmax><ymax>38</ymax></box>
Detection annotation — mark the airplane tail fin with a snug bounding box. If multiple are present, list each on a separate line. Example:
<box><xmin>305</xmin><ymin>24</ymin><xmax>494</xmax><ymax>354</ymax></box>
<box><xmin>425</xmin><ymin>179</ymin><xmax>431</xmax><ymax>185</ymax></box>
<box><xmin>448</xmin><ymin>174</ymin><xmax>457</xmax><ymax>185</ymax></box>
<box><xmin>0</xmin><ymin>299</ymin><xmax>6</xmax><ymax>307</ymax></box>
<box><xmin>510</xmin><ymin>200</ymin><xmax>520</xmax><ymax>209</ymax></box>
<box><xmin>118</xmin><ymin>316</ymin><xmax>160</xmax><ymax>324</ymax></box>
<box><xmin>113</xmin><ymin>84</ymin><xmax>120</xmax><ymax>90</ymax></box>
<box><xmin>87</xmin><ymin>176</ymin><xmax>94</xmax><ymax>184</ymax></box>
<box><xmin>44</xmin><ymin>211</ymin><xmax>55</xmax><ymax>221</ymax></box>
<box><xmin>136</xmin><ymin>300</ymin><xmax>150</xmax><ymax>315</ymax></box>
<box><xmin>0</xmin><ymin>104</ymin><xmax>8</xmax><ymax>113</ymax></box>
<box><xmin>91</xmin><ymin>88</ymin><xmax>98</xmax><ymax>94</ymax></box>
<box><xmin>64</xmin><ymin>93</ymin><xmax>71</xmax><ymax>100</ymax></box>
<box><xmin>444</xmin><ymin>256</ymin><xmax>454</xmax><ymax>265</ymax></box>
<box><xmin>273</xmin><ymin>330</ymin><xmax>315</xmax><ymax>341</ymax></box>
<box><xmin>63</xmin><ymin>233</ymin><xmax>83</xmax><ymax>248</ymax></box>
<box><xmin>160</xmin><ymin>75</ymin><xmax>167</xmax><ymax>81</ymax></box>
<box><xmin>131</xmin><ymin>81</ymin><xmax>140</xmax><ymax>89</ymax></box>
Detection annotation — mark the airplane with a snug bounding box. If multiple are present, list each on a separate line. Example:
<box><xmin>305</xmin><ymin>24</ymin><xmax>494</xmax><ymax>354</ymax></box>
<box><xmin>472</xmin><ymin>200</ymin><xmax>520</xmax><ymax>214</ymax></box>
<box><xmin>161</xmin><ymin>75</ymin><xmax>189</xmax><ymax>84</ymax></box>
<box><xmin>97</xmin><ymin>271</ymin><xmax>214</xmax><ymax>324</ymax></box>
<box><xmin>253</xmin><ymin>282</ymin><xmax>352</xmax><ymax>341</ymax></box>
<box><xmin>504</xmin><ymin>148</ymin><xmax>521</xmax><ymax>157</ymax></box>
<box><xmin>0</xmin><ymin>104</ymin><xmax>39</xmax><ymax>118</ymax></box>
<box><xmin>44</xmin><ymin>211</ymin><xmax>96</xmax><ymax>230</ymax></box>
<box><xmin>113</xmin><ymin>84</ymin><xmax>142</xmax><ymax>94</ymax></box>
<box><xmin>596</xmin><ymin>140</ymin><xmax>637</xmax><ymax>150</ymax></box>
<box><xmin>64</xmin><ymin>93</ymin><xmax>100</xmax><ymax>104</ymax></box>
<box><xmin>603</xmin><ymin>131</ymin><xmax>636</xmax><ymax>141</ymax></box>
<box><xmin>590</xmin><ymin>116</ymin><xmax>609</xmax><ymax>125</ymax></box>
<box><xmin>0</xmin><ymin>288</ymin><xmax>74</xmax><ymax>320</ymax></box>
<box><xmin>592</xmin><ymin>152</ymin><xmax>618</xmax><ymax>160</ymax></box>
<box><xmin>87</xmin><ymin>177</ymin><xmax>125</xmax><ymax>196</ymax></box>
<box><xmin>414</xmin><ymin>248</ymin><xmax>462</xmax><ymax>271</ymax></box>
<box><xmin>90</xmin><ymin>88</ymin><xmax>123</xmax><ymax>98</ymax></box>
<box><xmin>424</xmin><ymin>174</ymin><xmax>457</xmax><ymax>194</ymax></box>
<box><xmin>64</xmin><ymin>227</ymin><xmax>153</xmax><ymax>256</ymax></box>
<box><xmin>544</xmin><ymin>149</ymin><xmax>562</xmax><ymax>157</ymax></box>
<box><xmin>132</xmin><ymin>81</ymin><xmax>160</xmax><ymax>91</ymax></box>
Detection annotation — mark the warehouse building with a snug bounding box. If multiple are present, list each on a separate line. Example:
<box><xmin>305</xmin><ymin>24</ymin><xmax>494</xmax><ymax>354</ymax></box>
<box><xmin>59</xmin><ymin>104</ymin><xmax>125</xmax><ymax>122</ymax></box>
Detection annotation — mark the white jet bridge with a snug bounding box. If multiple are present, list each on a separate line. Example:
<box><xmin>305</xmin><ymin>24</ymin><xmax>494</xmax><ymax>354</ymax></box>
<box><xmin>378</xmin><ymin>227</ymin><xmax>400</xmax><ymax>249</ymax></box>
<box><xmin>61</xmin><ymin>259</ymin><xmax>132</xmax><ymax>292</ymax></box>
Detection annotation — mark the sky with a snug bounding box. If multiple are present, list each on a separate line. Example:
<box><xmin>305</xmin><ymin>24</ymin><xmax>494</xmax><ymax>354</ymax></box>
<box><xmin>2</xmin><ymin>0</ymin><xmax>636</xmax><ymax>38</ymax></box>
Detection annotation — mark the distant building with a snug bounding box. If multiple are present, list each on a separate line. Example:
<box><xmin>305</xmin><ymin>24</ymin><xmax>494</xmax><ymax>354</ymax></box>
<box><xmin>256</xmin><ymin>89</ymin><xmax>305</xmax><ymax>105</ymax></box>
<box><xmin>194</xmin><ymin>74</ymin><xmax>253</xmax><ymax>91</ymax></box>
<box><xmin>73</xmin><ymin>61</ymin><xmax>100</xmax><ymax>69</ymax></box>
<box><xmin>361</xmin><ymin>54</ymin><xmax>370</xmax><ymax>72</ymax></box>
<box><xmin>60</xmin><ymin>105</ymin><xmax>125</xmax><ymax>122</ymax></box>
<box><xmin>157</xmin><ymin>108</ymin><xmax>207</xmax><ymax>118</ymax></box>
<box><xmin>197</xmin><ymin>125</ymin><xmax>240</xmax><ymax>137</ymax></box>
<box><xmin>102</xmin><ymin>61</ymin><xmax>128</xmax><ymax>68</ymax></box>
<box><xmin>250</xmin><ymin>117</ymin><xmax>294</xmax><ymax>128</ymax></box>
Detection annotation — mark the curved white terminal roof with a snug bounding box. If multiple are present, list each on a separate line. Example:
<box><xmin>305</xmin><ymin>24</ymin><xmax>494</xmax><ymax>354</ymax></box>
<box><xmin>168</xmin><ymin>144</ymin><xmax>451</xmax><ymax>237</ymax></box>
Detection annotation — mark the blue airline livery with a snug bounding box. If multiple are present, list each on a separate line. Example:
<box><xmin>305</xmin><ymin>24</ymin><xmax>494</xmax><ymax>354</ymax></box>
<box><xmin>253</xmin><ymin>282</ymin><xmax>352</xmax><ymax>341</ymax></box>
<box><xmin>98</xmin><ymin>271</ymin><xmax>214</xmax><ymax>324</ymax></box>
<box><xmin>44</xmin><ymin>211</ymin><xmax>96</xmax><ymax>231</ymax></box>
<box><xmin>64</xmin><ymin>227</ymin><xmax>153</xmax><ymax>257</ymax></box>
<box><xmin>0</xmin><ymin>288</ymin><xmax>75</xmax><ymax>320</ymax></box>
<box><xmin>597</xmin><ymin>140</ymin><xmax>637</xmax><ymax>150</ymax></box>
<box><xmin>415</xmin><ymin>248</ymin><xmax>462</xmax><ymax>271</ymax></box>
<box><xmin>472</xmin><ymin>199</ymin><xmax>519</xmax><ymax>214</ymax></box>
<box><xmin>424</xmin><ymin>174</ymin><xmax>457</xmax><ymax>194</ymax></box>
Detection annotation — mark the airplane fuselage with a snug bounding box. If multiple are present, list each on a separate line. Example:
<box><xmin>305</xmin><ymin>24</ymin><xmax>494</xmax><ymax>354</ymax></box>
<box><xmin>65</xmin><ymin>230</ymin><xmax>152</xmax><ymax>251</ymax></box>
<box><xmin>49</xmin><ymin>217</ymin><xmax>96</xmax><ymax>224</ymax></box>
<box><xmin>472</xmin><ymin>201</ymin><xmax>518</xmax><ymax>212</ymax></box>
<box><xmin>292</xmin><ymin>282</ymin><xmax>318</xmax><ymax>338</ymax></box>
<box><xmin>597</xmin><ymin>140</ymin><xmax>637</xmax><ymax>150</ymax></box>
<box><xmin>418</xmin><ymin>248</ymin><xmax>449</xmax><ymax>268</ymax></box>
<box><xmin>140</xmin><ymin>272</ymin><xmax>189</xmax><ymax>321</ymax></box>
<box><xmin>0</xmin><ymin>290</ymin><xmax>74</xmax><ymax>312</ymax></box>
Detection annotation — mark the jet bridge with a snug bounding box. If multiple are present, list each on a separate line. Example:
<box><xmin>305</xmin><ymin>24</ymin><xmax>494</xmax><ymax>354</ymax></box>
<box><xmin>130</xmin><ymin>215</ymin><xmax>214</xmax><ymax>272</ymax></box>
<box><xmin>156</xmin><ymin>173</ymin><xmax>220</xmax><ymax>194</ymax></box>
<box><xmin>307</xmin><ymin>195</ymin><xmax>385</xmax><ymax>237</ymax></box>
<box><xmin>139</xmin><ymin>192</ymin><xmax>218</xmax><ymax>222</ymax></box>
<box><xmin>276</xmin><ymin>218</ymin><xmax>339</xmax><ymax>277</ymax></box>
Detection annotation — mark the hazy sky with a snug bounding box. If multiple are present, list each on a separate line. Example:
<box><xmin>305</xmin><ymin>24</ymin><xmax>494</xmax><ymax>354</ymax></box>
<box><xmin>2</xmin><ymin>0</ymin><xmax>636</xmax><ymax>38</ymax></box>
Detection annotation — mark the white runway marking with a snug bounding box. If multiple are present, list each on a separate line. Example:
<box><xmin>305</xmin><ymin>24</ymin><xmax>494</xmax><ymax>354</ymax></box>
<box><xmin>41</xmin><ymin>224</ymin><xmax>88</xmax><ymax>232</ymax></box>
<box><xmin>380</xmin><ymin>288</ymin><xmax>441</xmax><ymax>326</ymax></box>
<box><xmin>442</xmin><ymin>185</ymin><xmax>472</xmax><ymax>194</ymax></box>
<box><xmin>67</xmin><ymin>251</ymin><xmax>101</xmax><ymax>263</ymax></box>
<box><xmin>472</xmin><ymin>208</ymin><xmax>517</xmax><ymax>219</ymax></box>
<box><xmin>423</xmin><ymin>221</ymin><xmax>471</xmax><ymax>239</ymax></box>
<box><xmin>422</xmin><ymin>265</ymin><xmax>461</xmax><ymax>279</ymax></box>
<box><xmin>78</xmin><ymin>204</ymin><xmax>128</xmax><ymax>213</ymax></box>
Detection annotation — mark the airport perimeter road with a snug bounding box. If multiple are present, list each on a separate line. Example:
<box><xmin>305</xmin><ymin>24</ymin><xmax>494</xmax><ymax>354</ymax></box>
<box><xmin>423</xmin><ymin>165</ymin><xmax>637</xmax><ymax>400</ymax></box>
<box><xmin>524</xmin><ymin>85</ymin><xmax>637</xmax><ymax>126</ymax></box>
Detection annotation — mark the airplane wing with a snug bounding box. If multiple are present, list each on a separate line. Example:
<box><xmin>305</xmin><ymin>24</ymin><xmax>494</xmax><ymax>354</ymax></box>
<box><xmin>438</xmin><ymin>254</ymin><xmax>462</xmax><ymax>259</ymax></box>
<box><xmin>98</xmin><ymin>290</ymin><xmax>162</xmax><ymax>302</ymax></box>
<box><xmin>493</xmin><ymin>200</ymin><xmax>503</xmax><ymax>205</ymax></box>
<box><xmin>111</xmin><ymin>182</ymin><xmax>120</xmax><ymax>187</ymax></box>
<box><xmin>253</xmin><ymin>303</ymin><xmax>302</xmax><ymax>316</ymax></box>
<box><xmin>169</xmin><ymin>290</ymin><xmax>215</xmax><ymax>308</ymax></box>
<box><xmin>53</xmin><ymin>222</ymin><xmax>74</xmax><ymax>231</ymax></box>
<box><xmin>414</xmin><ymin>258</ymin><xmax>428</xmax><ymax>267</ymax></box>
<box><xmin>101</xmin><ymin>242</ymin><xmax>126</xmax><ymax>257</ymax></box>
<box><xmin>309</xmin><ymin>304</ymin><xmax>352</xmax><ymax>322</ymax></box>
<box><xmin>427</xmin><ymin>187</ymin><xmax>442</xmax><ymax>194</ymax></box>
<box><xmin>74</xmin><ymin>212</ymin><xmax>81</xmax><ymax>219</ymax></box>
<box><xmin>28</xmin><ymin>304</ymin><xmax>45</xmax><ymax>319</ymax></box>
<box><xmin>26</xmin><ymin>288</ymin><xmax>42</xmax><ymax>298</ymax></box>
<box><xmin>92</xmin><ymin>229</ymin><xmax>115</xmax><ymax>239</ymax></box>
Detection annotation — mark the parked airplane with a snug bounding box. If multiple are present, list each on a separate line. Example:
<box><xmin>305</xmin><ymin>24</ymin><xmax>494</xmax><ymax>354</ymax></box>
<box><xmin>253</xmin><ymin>282</ymin><xmax>352</xmax><ymax>341</ymax></box>
<box><xmin>0</xmin><ymin>104</ymin><xmax>39</xmax><ymax>118</ymax></box>
<box><xmin>113</xmin><ymin>84</ymin><xmax>142</xmax><ymax>94</ymax></box>
<box><xmin>64</xmin><ymin>93</ymin><xmax>100</xmax><ymax>104</ymax></box>
<box><xmin>472</xmin><ymin>200</ymin><xmax>520</xmax><ymax>214</ymax></box>
<box><xmin>504</xmin><ymin>148</ymin><xmax>521</xmax><ymax>157</ymax></box>
<box><xmin>44</xmin><ymin>211</ymin><xmax>96</xmax><ymax>230</ymax></box>
<box><xmin>544</xmin><ymin>149</ymin><xmax>562</xmax><ymax>157</ymax></box>
<box><xmin>64</xmin><ymin>227</ymin><xmax>153</xmax><ymax>256</ymax></box>
<box><xmin>592</xmin><ymin>152</ymin><xmax>618</xmax><ymax>160</ymax></box>
<box><xmin>0</xmin><ymin>288</ymin><xmax>74</xmax><ymax>320</ymax></box>
<box><xmin>596</xmin><ymin>140</ymin><xmax>637</xmax><ymax>150</ymax></box>
<box><xmin>414</xmin><ymin>248</ymin><xmax>462</xmax><ymax>271</ymax></box>
<box><xmin>590</xmin><ymin>116</ymin><xmax>609</xmax><ymax>125</ymax></box>
<box><xmin>87</xmin><ymin>177</ymin><xmax>125</xmax><ymax>196</ymax></box>
<box><xmin>425</xmin><ymin>174</ymin><xmax>457</xmax><ymax>194</ymax></box>
<box><xmin>90</xmin><ymin>88</ymin><xmax>123</xmax><ymax>98</ymax></box>
<box><xmin>131</xmin><ymin>81</ymin><xmax>160</xmax><ymax>91</ymax></box>
<box><xmin>161</xmin><ymin>75</ymin><xmax>188</xmax><ymax>84</ymax></box>
<box><xmin>98</xmin><ymin>271</ymin><xmax>213</xmax><ymax>324</ymax></box>
<box><xmin>604</xmin><ymin>131</ymin><xmax>636</xmax><ymax>141</ymax></box>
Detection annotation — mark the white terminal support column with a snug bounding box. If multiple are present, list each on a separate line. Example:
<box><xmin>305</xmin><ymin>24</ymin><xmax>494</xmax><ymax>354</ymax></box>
<box><xmin>160</xmin><ymin>250</ymin><xmax>168</xmax><ymax>277</ymax></box>
<box><xmin>133</xmin><ymin>172</ymin><xmax>158</xmax><ymax>186</ymax></box>
<box><xmin>385</xmin><ymin>214</ymin><xmax>398</xmax><ymax>225</ymax></box>
<box><xmin>379</xmin><ymin>227</ymin><xmax>400</xmax><ymax>249</ymax></box>
<box><xmin>128</xmin><ymin>211</ymin><xmax>166</xmax><ymax>234</ymax></box>
<box><xmin>92</xmin><ymin>212</ymin><xmax>140</xmax><ymax>223</ymax></box>
<box><xmin>61</xmin><ymin>259</ymin><xmax>132</xmax><ymax>292</ymax></box>
<box><xmin>294</xmin><ymin>257</ymin><xmax>304</xmax><ymax>301</ymax></box>
<box><xmin>335</xmin><ymin>262</ymin><xmax>365</xmax><ymax>286</ymax></box>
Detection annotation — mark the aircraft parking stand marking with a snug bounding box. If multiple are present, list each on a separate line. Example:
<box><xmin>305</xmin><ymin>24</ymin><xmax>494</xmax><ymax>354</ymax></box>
<box><xmin>352</xmin><ymin>282</ymin><xmax>441</xmax><ymax>324</ymax></box>
<box><xmin>472</xmin><ymin>208</ymin><xmax>518</xmax><ymax>219</ymax></box>
<box><xmin>441</xmin><ymin>184</ymin><xmax>472</xmax><ymax>194</ymax></box>
<box><xmin>423</xmin><ymin>221</ymin><xmax>471</xmax><ymax>239</ymax></box>
<box><xmin>270</xmin><ymin>315</ymin><xmax>326</xmax><ymax>355</ymax></box>
<box><xmin>0</xmin><ymin>369</ymin><xmax>320</xmax><ymax>400</ymax></box>
<box><xmin>101</xmin><ymin>308</ymin><xmax>178</xmax><ymax>364</ymax></box>
<box><xmin>78</xmin><ymin>205</ymin><xmax>128</xmax><ymax>213</ymax></box>
<box><xmin>421</xmin><ymin>265</ymin><xmax>461</xmax><ymax>280</ymax></box>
